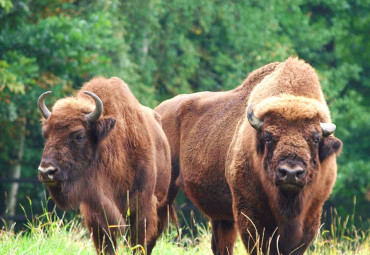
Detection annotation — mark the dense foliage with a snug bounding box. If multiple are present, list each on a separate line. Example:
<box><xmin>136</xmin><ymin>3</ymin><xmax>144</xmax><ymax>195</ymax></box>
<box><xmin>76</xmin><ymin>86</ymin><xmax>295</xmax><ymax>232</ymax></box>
<box><xmin>0</xmin><ymin>0</ymin><xmax>369</xmax><ymax>228</ymax></box>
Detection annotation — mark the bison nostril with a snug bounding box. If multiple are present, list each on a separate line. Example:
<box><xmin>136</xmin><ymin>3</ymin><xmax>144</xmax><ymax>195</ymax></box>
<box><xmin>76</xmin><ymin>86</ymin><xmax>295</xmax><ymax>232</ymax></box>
<box><xmin>295</xmin><ymin>169</ymin><xmax>305</xmax><ymax>179</ymax></box>
<box><xmin>47</xmin><ymin>168</ymin><xmax>58</xmax><ymax>175</ymax></box>
<box><xmin>276</xmin><ymin>165</ymin><xmax>306</xmax><ymax>185</ymax></box>
<box><xmin>277</xmin><ymin>168</ymin><xmax>287</xmax><ymax>179</ymax></box>
<box><xmin>38</xmin><ymin>165</ymin><xmax>58</xmax><ymax>181</ymax></box>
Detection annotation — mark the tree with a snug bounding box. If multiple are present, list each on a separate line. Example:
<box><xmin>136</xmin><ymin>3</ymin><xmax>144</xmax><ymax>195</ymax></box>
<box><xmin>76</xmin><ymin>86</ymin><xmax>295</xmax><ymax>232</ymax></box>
<box><xmin>0</xmin><ymin>0</ymin><xmax>368</xmax><ymax>229</ymax></box>
<box><xmin>0</xmin><ymin>0</ymin><xmax>139</xmax><ymax>224</ymax></box>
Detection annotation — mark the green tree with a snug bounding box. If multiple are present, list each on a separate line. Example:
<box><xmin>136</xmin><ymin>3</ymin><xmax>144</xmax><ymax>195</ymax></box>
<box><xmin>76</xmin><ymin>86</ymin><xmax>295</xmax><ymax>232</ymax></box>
<box><xmin>0</xmin><ymin>0</ymin><xmax>139</xmax><ymax>222</ymax></box>
<box><xmin>120</xmin><ymin>0</ymin><xmax>369</xmax><ymax>221</ymax></box>
<box><xmin>0</xmin><ymin>0</ymin><xmax>368</xmax><ymax>229</ymax></box>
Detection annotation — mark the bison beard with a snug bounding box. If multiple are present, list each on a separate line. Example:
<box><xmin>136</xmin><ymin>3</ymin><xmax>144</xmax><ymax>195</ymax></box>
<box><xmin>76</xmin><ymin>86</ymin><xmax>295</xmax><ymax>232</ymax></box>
<box><xmin>155</xmin><ymin>57</ymin><xmax>342</xmax><ymax>255</ymax></box>
<box><xmin>38</xmin><ymin>77</ymin><xmax>173</xmax><ymax>255</ymax></box>
<box><xmin>278</xmin><ymin>189</ymin><xmax>304</xmax><ymax>219</ymax></box>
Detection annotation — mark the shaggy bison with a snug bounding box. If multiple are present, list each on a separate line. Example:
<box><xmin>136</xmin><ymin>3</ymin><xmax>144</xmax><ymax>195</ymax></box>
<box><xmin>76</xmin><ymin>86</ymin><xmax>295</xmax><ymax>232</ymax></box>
<box><xmin>38</xmin><ymin>77</ymin><xmax>172</xmax><ymax>254</ymax></box>
<box><xmin>155</xmin><ymin>57</ymin><xmax>342</xmax><ymax>255</ymax></box>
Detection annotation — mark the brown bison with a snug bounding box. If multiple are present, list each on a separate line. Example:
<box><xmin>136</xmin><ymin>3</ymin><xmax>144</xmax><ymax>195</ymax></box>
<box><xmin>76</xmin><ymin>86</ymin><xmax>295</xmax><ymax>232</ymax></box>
<box><xmin>155</xmin><ymin>57</ymin><xmax>342</xmax><ymax>255</ymax></box>
<box><xmin>38</xmin><ymin>77</ymin><xmax>172</xmax><ymax>254</ymax></box>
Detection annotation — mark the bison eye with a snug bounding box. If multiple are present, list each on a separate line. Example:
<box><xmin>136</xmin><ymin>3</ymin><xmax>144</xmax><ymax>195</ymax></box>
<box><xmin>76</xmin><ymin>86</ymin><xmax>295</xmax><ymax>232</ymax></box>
<box><xmin>264</xmin><ymin>133</ymin><xmax>273</xmax><ymax>144</ymax></box>
<box><xmin>75</xmin><ymin>134</ymin><xmax>85</xmax><ymax>143</ymax></box>
<box><xmin>314</xmin><ymin>137</ymin><xmax>320</xmax><ymax>144</ymax></box>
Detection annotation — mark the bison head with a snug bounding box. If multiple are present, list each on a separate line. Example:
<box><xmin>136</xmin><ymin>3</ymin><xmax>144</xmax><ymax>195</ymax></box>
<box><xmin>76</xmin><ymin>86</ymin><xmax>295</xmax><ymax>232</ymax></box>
<box><xmin>37</xmin><ymin>91</ymin><xmax>116</xmax><ymax>209</ymax></box>
<box><xmin>247</xmin><ymin>102</ymin><xmax>342</xmax><ymax>218</ymax></box>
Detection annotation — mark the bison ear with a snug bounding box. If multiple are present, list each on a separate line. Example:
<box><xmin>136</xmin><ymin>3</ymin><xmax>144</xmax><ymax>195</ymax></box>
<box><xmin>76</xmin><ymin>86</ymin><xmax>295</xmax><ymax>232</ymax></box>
<box><xmin>319</xmin><ymin>136</ymin><xmax>342</xmax><ymax>162</ymax></box>
<box><xmin>92</xmin><ymin>117</ymin><xmax>116</xmax><ymax>143</ymax></box>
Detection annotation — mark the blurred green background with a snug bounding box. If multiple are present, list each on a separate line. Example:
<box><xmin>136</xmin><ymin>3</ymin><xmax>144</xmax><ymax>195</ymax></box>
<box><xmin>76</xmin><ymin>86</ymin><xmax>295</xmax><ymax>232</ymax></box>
<box><xmin>0</xmin><ymin>0</ymin><xmax>369</xmax><ymax>230</ymax></box>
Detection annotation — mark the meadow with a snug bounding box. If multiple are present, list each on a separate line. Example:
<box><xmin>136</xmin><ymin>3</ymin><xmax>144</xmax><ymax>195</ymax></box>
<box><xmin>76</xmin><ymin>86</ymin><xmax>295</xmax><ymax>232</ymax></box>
<box><xmin>1</xmin><ymin>203</ymin><xmax>368</xmax><ymax>255</ymax></box>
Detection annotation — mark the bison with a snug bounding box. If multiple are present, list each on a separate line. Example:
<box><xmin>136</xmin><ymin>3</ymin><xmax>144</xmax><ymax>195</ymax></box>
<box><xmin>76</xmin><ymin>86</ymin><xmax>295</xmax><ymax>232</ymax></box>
<box><xmin>38</xmin><ymin>77</ymin><xmax>173</xmax><ymax>254</ymax></box>
<box><xmin>155</xmin><ymin>57</ymin><xmax>342</xmax><ymax>255</ymax></box>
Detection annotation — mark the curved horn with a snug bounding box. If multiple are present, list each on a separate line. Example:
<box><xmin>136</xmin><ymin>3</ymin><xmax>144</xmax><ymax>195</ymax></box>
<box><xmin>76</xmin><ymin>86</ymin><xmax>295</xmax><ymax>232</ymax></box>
<box><xmin>247</xmin><ymin>104</ymin><xmax>263</xmax><ymax>130</ymax></box>
<box><xmin>38</xmin><ymin>91</ymin><xmax>52</xmax><ymax>119</ymax></box>
<box><xmin>84</xmin><ymin>91</ymin><xmax>103</xmax><ymax>123</ymax></box>
<box><xmin>320</xmin><ymin>123</ymin><xmax>336</xmax><ymax>136</ymax></box>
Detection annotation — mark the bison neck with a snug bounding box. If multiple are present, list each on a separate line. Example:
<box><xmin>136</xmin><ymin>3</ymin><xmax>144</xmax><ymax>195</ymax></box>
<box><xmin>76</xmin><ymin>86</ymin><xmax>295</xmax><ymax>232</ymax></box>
<box><xmin>276</xmin><ymin>216</ymin><xmax>304</xmax><ymax>254</ymax></box>
<box><xmin>47</xmin><ymin>183</ymin><xmax>72</xmax><ymax>210</ymax></box>
<box><xmin>256</xmin><ymin>175</ymin><xmax>306</xmax><ymax>253</ymax></box>
<box><xmin>268</xmin><ymin>188</ymin><xmax>306</xmax><ymax>254</ymax></box>
<box><xmin>277</xmin><ymin>190</ymin><xmax>304</xmax><ymax>219</ymax></box>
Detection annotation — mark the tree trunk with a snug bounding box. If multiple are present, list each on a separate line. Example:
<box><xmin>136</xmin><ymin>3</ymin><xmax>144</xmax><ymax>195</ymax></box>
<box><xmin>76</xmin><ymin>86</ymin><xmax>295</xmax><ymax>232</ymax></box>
<box><xmin>6</xmin><ymin>117</ymin><xmax>26</xmax><ymax>228</ymax></box>
<box><xmin>141</xmin><ymin>37</ymin><xmax>148</xmax><ymax>66</ymax></box>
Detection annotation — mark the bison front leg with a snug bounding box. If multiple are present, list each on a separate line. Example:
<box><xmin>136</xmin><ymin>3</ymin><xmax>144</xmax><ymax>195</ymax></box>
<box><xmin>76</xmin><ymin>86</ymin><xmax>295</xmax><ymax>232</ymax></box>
<box><xmin>236</xmin><ymin>213</ymin><xmax>275</xmax><ymax>255</ymax></box>
<box><xmin>80</xmin><ymin>200</ymin><xmax>125</xmax><ymax>255</ymax></box>
<box><xmin>147</xmin><ymin>180</ymin><xmax>180</xmax><ymax>254</ymax></box>
<box><xmin>84</xmin><ymin>216</ymin><xmax>116</xmax><ymax>255</ymax></box>
<box><xmin>211</xmin><ymin>219</ymin><xmax>237</xmax><ymax>255</ymax></box>
<box><xmin>292</xmin><ymin>211</ymin><xmax>322</xmax><ymax>255</ymax></box>
<box><xmin>146</xmin><ymin>203</ymin><xmax>172</xmax><ymax>254</ymax></box>
<box><xmin>129</xmin><ymin>193</ymin><xmax>158</xmax><ymax>254</ymax></box>
<box><xmin>232</xmin><ymin>194</ymin><xmax>276</xmax><ymax>255</ymax></box>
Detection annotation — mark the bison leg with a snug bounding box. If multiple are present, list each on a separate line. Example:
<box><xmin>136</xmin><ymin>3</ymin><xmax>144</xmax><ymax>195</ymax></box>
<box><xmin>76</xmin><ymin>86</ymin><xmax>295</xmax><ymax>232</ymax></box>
<box><xmin>238</xmin><ymin>210</ymin><xmax>317</xmax><ymax>255</ymax></box>
<box><xmin>235</xmin><ymin>211</ymin><xmax>277</xmax><ymax>255</ymax></box>
<box><xmin>147</xmin><ymin>180</ymin><xmax>180</xmax><ymax>254</ymax></box>
<box><xmin>289</xmin><ymin>212</ymin><xmax>321</xmax><ymax>255</ymax></box>
<box><xmin>211</xmin><ymin>219</ymin><xmax>237</xmax><ymax>255</ymax></box>
<box><xmin>85</xmin><ymin>217</ymin><xmax>116</xmax><ymax>255</ymax></box>
<box><xmin>80</xmin><ymin>200</ymin><xmax>125</xmax><ymax>255</ymax></box>
<box><xmin>146</xmin><ymin>204</ymin><xmax>170</xmax><ymax>254</ymax></box>
<box><xmin>129</xmin><ymin>194</ymin><xmax>158</xmax><ymax>254</ymax></box>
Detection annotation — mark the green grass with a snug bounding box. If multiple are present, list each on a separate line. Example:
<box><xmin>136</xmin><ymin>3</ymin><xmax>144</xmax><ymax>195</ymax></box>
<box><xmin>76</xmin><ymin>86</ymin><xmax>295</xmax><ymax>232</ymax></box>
<box><xmin>0</xmin><ymin>207</ymin><xmax>368</xmax><ymax>255</ymax></box>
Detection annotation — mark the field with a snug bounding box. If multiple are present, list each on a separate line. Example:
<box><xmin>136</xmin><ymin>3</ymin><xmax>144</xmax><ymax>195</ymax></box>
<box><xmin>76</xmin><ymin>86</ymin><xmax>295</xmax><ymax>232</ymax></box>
<box><xmin>1</xmin><ymin>207</ymin><xmax>368</xmax><ymax>255</ymax></box>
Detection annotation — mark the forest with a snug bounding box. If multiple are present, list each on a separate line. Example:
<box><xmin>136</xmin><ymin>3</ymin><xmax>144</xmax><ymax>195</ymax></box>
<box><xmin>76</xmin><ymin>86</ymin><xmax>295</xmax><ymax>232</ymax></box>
<box><xmin>0</xmin><ymin>0</ymin><xmax>369</xmax><ymax>241</ymax></box>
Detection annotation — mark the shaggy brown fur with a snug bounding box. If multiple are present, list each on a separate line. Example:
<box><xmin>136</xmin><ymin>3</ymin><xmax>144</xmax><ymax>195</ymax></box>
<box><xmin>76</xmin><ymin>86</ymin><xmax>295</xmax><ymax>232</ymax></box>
<box><xmin>38</xmin><ymin>77</ymin><xmax>172</xmax><ymax>254</ymax></box>
<box><xmin>155</xmin><ymin>57</ymin><xmax>342</xmax><ymax>255</ymax></box>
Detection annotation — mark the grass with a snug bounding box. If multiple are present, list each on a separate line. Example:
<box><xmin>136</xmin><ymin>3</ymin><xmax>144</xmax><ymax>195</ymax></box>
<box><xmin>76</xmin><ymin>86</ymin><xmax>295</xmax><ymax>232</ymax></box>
<box><xmin>0</xmin><ymin>212</ymin><xmax>245</xmax><ymax>255</ymax></box>
<box><xmin>0</xmin><ymin>201</ymin><xmax>368</xmax><ymax>255</ymax></box>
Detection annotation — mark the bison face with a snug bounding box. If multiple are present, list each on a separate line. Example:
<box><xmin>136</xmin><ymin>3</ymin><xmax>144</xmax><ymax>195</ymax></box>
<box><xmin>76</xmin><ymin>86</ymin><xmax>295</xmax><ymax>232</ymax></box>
<box><xmin>39</xmin><ymin>120</ymin><xmax>92</xmax><ymax>186</ymax></box>
<box><xmin>248</xmin><ymin>106</ymin><xmax>342</xmax><ymax>217</ymax></box>
<box><xmin>260</xmin><ymin>120</ymin><xmax>316</xmax><ymax>193</ymax></box>
<box><xmin>37</xmin><ymin>91</ymin><xmax>116</xmax><ymax>209</ymax></box>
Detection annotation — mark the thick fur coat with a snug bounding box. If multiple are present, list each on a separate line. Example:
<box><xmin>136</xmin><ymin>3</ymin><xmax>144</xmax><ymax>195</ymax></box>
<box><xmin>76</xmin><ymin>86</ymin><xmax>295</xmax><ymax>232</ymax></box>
<box><xmin>39</xmin><ymin>77</ymin><xmax>172</xmax><ymax>254</ymax></box>
<box><xmin>155</xmin><ymin>58</ymin><xmax>342</xmax><ymax>255</ymax></box>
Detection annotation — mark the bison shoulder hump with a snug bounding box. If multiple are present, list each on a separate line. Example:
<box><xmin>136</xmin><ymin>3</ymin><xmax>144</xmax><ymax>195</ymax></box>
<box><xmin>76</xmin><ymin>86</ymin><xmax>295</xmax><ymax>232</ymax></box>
<box><xmin>177</xmin><ymin>95</ymin><xmax>200</xmax><ymax>118</ymax></box>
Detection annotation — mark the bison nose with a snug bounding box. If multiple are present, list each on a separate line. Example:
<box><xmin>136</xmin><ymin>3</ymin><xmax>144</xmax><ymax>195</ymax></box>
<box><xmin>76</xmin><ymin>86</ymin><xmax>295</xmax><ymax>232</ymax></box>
<box><xmin>38</xmin><ymin>161</ymin><xmax>59</xmax><ymax>181</ymax></box>
<box><xmin>277</xmin><ymin>165</ymin><xmax>306</xmax><ymax>184</ymax></box>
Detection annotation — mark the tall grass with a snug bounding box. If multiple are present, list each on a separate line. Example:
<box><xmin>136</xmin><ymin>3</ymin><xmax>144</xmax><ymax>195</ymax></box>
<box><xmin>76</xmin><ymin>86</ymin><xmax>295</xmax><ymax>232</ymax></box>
<box><xmin>0</xmin><ymin>199</ymin><xmax>368</xmax><ymax>254</ymax></box>
<box><xmin>0</xmin><ymin>210</ymin><xmax>94</xmax><ymax>254</ymax></box>
<box><xmin>309</xmin><ymin>200</ymin><xmax>369</xmax><ymax>255</ymax></box>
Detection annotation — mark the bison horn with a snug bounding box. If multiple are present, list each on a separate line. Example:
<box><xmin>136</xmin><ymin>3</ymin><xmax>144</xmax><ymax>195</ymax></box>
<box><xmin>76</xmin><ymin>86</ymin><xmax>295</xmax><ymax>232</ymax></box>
<box><xmin>38</xmin><ymin>91</ymin><xmax>52</xmax><ymax>120</ymax></box>
<box><xmin>247</xmin><ymin>104</ymin><xmax>263</xmax><ymax>130</ymax></box>
<box><xmin>84</xmin><ymin>91</ymin><xmax>103</xmax><ymax>123</ymax></box>
<box><xmin>320</xmin><ymin>123</ymin><xmax>336</xmax><ymax>136</ymax></box>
